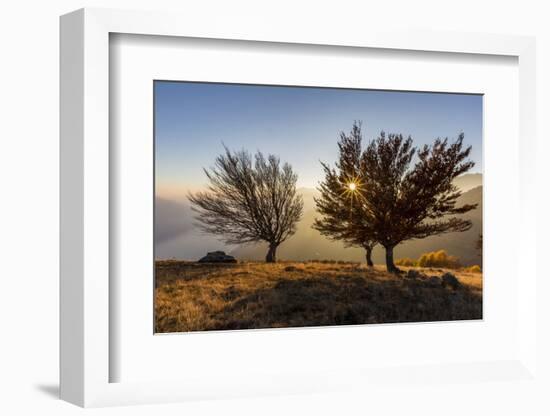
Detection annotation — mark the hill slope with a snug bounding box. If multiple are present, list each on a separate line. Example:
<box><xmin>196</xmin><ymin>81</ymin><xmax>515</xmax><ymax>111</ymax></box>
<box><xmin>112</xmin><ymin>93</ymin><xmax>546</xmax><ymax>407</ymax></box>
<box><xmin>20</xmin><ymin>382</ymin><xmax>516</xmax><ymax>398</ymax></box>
<box><xmin>155</xmin><ymin>261</ymin><xmax>482</xmax><ymax>332</ymax></box>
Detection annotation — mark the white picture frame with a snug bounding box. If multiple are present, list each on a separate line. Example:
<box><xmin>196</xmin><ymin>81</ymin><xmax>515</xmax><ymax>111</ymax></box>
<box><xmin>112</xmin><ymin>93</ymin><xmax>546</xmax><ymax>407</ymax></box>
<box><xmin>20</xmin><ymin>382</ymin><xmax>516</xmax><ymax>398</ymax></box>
<box><xmin>60</xmin><ymin>7</ymin><xmax>538</xmax><ymax>408</ymax></box>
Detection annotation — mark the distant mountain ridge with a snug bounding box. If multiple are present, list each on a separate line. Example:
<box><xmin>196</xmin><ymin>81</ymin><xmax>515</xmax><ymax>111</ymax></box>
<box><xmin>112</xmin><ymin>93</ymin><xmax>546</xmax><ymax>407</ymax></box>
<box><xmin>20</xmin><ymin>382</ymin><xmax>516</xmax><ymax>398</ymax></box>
<box><xmin>156</xmin><ymin>174</ymin><xmax>482</xmax><ymax>265</ymax></box>
<box><xmin>452</xmin><ymin>173</ymin><xmax>482</xmax><ymax>192</ymax></box>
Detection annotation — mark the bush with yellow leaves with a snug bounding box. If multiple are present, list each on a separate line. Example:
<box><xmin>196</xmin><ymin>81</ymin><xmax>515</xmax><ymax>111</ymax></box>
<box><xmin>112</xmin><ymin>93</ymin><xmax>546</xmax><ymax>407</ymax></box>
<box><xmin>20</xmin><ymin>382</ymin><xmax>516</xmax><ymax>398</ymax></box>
<box><xmin>417</xmin><ymin>250</ymin><xmax>461</xmax><ymax>269</ymax></box>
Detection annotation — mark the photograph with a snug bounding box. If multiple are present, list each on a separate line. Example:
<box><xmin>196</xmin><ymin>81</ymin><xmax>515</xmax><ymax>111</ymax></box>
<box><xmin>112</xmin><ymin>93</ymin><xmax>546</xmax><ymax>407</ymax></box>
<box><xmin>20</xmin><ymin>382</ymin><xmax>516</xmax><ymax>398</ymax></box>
<box><xmin>154</xmin><ymin>81</ymin><xmax>483</xmax><ymax>333</ymax></box>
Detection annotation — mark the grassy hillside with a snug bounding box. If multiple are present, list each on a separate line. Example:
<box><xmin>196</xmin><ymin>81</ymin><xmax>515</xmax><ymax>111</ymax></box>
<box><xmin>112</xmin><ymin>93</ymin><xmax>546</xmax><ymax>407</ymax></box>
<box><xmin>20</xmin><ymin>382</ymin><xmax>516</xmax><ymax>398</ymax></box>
<box><xmin>155</xmin><ymin>261</ymin><xmax>482</xmax><ymax>333</ymax></box>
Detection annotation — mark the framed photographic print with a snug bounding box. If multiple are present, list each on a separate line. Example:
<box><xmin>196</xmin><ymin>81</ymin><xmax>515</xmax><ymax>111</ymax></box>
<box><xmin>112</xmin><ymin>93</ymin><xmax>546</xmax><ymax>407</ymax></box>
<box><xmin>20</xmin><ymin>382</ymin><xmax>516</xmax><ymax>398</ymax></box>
<box><xmin>60</xmin><ymin>8</ymin><xmax>539</xmax><ymax>408</ymax></box>
<box><xmin>153</xmin><ymin>81</ymin><xmax>484</xmax><ymax>334</ymax></box>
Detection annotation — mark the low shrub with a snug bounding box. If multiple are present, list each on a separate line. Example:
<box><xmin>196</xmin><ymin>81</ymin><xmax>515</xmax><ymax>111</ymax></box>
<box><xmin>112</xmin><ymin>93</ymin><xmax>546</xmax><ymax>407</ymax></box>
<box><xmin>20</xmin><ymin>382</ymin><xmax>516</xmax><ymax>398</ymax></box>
<box><xmin>463</xmin><ymin>265</ymin><xmax>482</xmax><ymax>273</ymax></box>
<box><xmin>417</xmin><ymin>250</ymin><xmax>461</xmax><ymax>269</ymax></box>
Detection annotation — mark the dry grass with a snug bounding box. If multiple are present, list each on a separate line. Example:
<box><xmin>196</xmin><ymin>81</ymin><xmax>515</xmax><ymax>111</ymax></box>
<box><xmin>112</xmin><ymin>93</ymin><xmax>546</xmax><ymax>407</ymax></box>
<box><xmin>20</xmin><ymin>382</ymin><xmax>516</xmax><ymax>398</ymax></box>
<box><xmin>155</xmin><ymin>260</ymin><xmax>483</xmax><ymax>333</ymax></box>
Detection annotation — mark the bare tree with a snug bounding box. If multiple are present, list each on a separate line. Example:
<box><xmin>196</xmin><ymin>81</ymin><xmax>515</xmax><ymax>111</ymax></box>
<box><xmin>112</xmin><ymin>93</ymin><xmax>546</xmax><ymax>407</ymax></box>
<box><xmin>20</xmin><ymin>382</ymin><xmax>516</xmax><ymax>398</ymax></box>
<box><xmin>314</xmin><ymin>122</ymin><xmax>377</xmax><ymax>266</ymax></box>
<box><xmin>361</xmin><ymin>132</ymin><xmax>477</xmax><ymax>273</ymax></box>
<box><xmin>315</xmin><ymin>122</ymin><xmax>477</xmax><ymax>273</ymax></box>
<box><xmin>188</xmin><ymin>147</ymin><xmax>303</xmax><ymax>262</ymax></box>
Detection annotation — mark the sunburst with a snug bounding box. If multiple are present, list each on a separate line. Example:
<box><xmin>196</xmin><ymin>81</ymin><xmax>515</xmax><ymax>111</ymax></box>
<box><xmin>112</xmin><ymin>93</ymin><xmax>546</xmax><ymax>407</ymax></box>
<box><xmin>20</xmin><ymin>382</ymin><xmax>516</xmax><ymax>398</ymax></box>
<box><xmin>340</xmin><ymin>176</ymin><xmax>364</xmax><ymax>219</ymax></box>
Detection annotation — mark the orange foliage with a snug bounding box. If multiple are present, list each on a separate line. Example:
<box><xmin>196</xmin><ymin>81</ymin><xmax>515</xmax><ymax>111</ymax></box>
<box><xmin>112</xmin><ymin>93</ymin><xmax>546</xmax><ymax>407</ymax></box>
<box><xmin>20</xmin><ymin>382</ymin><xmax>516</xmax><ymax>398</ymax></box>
<box><xmin>417</xmin><ymin>250</ymin><xmax>461</xmax><ymax>269</ymax></box>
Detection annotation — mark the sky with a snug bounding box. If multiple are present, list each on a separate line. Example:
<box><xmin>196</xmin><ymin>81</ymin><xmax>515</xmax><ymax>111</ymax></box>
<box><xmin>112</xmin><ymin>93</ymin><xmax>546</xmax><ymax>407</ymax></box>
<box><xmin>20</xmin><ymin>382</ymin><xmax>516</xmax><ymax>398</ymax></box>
<box><xmin>154</xmin><ymin>81</ymin><xmax>483</xmax><ymax>196</ymax></box>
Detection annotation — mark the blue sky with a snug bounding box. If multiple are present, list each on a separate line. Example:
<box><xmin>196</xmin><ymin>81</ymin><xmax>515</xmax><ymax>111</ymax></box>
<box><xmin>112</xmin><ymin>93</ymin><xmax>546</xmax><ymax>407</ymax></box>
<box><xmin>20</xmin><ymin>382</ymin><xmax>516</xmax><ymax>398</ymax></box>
<box><xmin>155</xmin><ymin>81</ymin><xmax>482</xmax><ymax>192</ymax></box>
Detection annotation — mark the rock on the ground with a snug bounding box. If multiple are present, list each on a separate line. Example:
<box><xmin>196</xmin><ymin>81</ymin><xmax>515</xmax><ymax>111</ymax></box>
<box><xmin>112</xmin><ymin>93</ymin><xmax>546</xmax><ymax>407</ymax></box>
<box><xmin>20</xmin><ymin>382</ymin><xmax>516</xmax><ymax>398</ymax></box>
<box><xmin>197</xmin><ymin>251</ymin><xmax>237</xmax><ymax>263</ymax></box>
<box><xmin>441</xmin><ymin>272</ymin><xmax>461</xmax><ymax>290</ymax></box>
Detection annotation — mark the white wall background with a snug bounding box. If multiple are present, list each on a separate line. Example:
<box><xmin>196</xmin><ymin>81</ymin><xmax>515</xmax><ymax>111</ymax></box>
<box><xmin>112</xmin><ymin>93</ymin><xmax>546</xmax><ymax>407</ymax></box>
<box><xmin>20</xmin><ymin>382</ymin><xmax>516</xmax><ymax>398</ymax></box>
<box><xmin>0</xmin><ymin>1</ymin><xmax>548</xmax><ymax>415</ymax></box>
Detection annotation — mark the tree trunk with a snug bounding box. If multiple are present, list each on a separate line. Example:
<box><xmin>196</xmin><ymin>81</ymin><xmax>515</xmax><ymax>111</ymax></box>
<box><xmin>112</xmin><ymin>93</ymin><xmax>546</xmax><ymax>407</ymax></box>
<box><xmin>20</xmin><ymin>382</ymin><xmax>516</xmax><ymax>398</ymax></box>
<box><xmin>365</xmin><ymin>247</ymin><xmax>374</xmax><ymax>267</ymax></box>
<box><xmin>384</xmin><ymin>245</ymin><xmax>400</xmax><ymax>273</ymax></box>
<box><xmin>265</xmin><ymin>243</ymin><xmax>278</xmax><ymax>263</ymax></box>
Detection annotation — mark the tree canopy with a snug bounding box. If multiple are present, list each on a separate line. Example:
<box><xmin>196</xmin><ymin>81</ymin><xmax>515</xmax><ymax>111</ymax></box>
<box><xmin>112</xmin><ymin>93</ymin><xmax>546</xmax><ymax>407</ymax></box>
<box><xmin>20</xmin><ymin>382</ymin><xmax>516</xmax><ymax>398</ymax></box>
<box><xmin>188</xmin><ymin>147</ymin><xmax>303</xmax><ymax>262</ymax></box>
<box><xmin>313</xmin><ymin>122</ymin><xmax>377</xmax><ymax>266</ymax></box>
<box><xmin>315</xmin><ymin>122</ymin><xmax>477</xmax><ymax>273</ymax></box>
